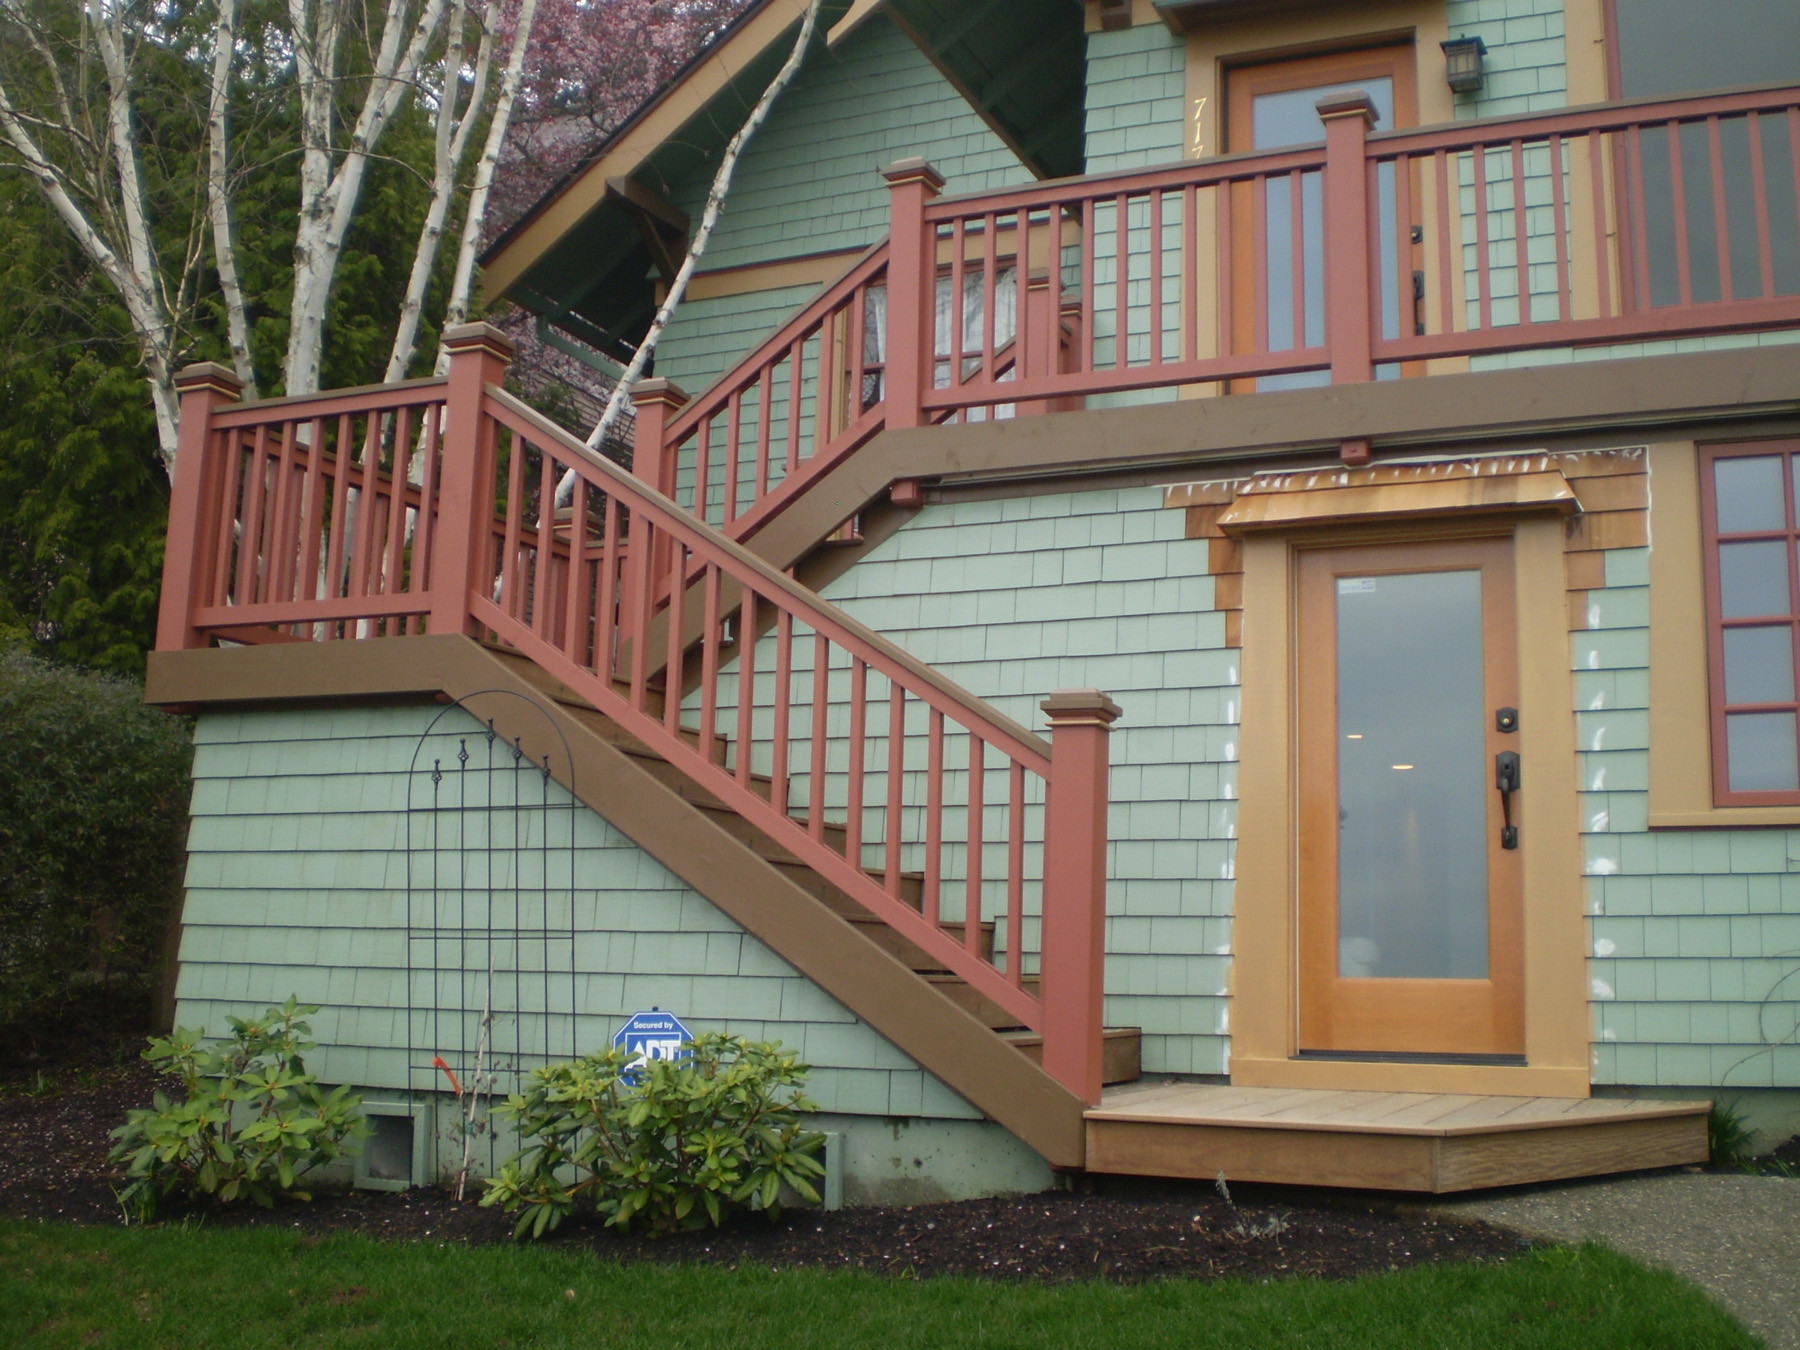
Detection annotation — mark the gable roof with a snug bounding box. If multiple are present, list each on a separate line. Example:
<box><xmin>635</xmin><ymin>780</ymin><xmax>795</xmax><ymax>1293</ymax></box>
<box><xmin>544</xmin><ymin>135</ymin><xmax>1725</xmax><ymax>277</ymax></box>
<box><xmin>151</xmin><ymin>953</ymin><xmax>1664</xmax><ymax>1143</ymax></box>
<box><xmin>482</xmin><ymin>0</ymin><xmax>1085</xmax><ymax>357</ymax></box>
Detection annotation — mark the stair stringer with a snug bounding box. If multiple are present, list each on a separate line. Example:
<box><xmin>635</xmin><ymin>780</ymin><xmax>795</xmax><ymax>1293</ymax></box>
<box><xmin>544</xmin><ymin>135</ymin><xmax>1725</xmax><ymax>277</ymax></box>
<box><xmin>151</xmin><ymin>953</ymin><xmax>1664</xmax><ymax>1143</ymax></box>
<box><xmin>146</xmin><ymin>633</ymin><xmax>1089</xmax><ymax>1169</ymax></box>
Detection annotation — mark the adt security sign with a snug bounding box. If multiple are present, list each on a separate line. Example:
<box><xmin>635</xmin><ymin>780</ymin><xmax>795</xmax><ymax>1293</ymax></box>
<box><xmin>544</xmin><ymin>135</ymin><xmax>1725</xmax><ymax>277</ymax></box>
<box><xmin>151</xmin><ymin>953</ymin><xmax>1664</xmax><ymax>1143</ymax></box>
<box><xmin>612</xmin><ymin>1009</ymin><xmax>693</xmax><ymax>1083</ymax></box>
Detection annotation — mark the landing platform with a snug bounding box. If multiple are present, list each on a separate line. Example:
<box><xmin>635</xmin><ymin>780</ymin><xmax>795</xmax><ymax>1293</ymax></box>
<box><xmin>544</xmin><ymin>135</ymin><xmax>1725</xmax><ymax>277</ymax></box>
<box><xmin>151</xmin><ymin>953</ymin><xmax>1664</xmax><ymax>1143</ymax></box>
<box><xmin>1084</xmin><ymin>1082</ymin><xmax>1710</xmax><ymax>1193</ymax></box>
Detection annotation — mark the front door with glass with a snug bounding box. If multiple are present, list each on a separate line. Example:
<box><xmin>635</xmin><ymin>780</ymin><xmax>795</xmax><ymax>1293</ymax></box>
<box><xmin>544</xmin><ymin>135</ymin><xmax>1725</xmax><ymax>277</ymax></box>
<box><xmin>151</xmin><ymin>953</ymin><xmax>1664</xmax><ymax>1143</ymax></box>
<box><xmin>1295</xmin><ymin>536</ymin><xmax>1526</xmax><ymax>1057</ymax></box>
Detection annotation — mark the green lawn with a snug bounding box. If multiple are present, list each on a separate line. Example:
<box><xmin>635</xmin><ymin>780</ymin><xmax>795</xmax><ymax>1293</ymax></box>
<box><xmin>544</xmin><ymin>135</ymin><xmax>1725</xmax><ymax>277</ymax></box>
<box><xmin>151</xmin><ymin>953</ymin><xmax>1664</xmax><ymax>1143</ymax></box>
<box><xmin>0</xmin><ymin>1221</ymin><xmax>1758</xmax><ymax>1349</ymax></box>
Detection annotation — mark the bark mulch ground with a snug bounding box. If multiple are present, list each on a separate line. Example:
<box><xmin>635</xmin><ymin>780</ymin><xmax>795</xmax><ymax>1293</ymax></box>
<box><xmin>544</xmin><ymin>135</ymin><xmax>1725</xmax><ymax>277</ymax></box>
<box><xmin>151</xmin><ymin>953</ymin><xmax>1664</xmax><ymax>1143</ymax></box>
<box><xmin>10</xmin><ymin>1052</ymin><xmax>1782</xmax><ymax>1286</ymax></box>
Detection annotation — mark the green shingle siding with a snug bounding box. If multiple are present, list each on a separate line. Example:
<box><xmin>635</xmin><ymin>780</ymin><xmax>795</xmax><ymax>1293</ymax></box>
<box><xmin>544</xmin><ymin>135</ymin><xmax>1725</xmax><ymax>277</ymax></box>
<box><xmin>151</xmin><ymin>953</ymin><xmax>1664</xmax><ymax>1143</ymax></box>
<box><xmin>665</xmin><ymin>16</ymin><xmax>1029</xmax><ymax>273</ymax></box>
<box><xmin>1582</xmin><ymin>539</ymin><xmax>1800</xmax><ymax>1090</ymax></box>
<box><xmin>177</xmin><ymin>703</ymin><xmax>980</xmax><ymax>1121</ymax></box>
<box><xmin>804</xmin><ymin>487</ymin><xmax>1240</xmax><ymax>1076</ymax></box>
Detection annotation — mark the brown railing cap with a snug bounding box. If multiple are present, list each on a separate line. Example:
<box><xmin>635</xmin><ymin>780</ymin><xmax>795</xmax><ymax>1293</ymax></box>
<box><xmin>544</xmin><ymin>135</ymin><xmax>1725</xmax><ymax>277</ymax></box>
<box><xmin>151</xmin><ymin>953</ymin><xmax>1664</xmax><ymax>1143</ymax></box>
<box><xmin>882</xmin><ymin>157</ymin><xmax>945</xmax><ymax>193</ymax></box>
<box><xmin>1041</xmin><ymin>689</ymin><xmax>1123</xmax><ymax>726</ymax></box>
<box><xmin>1315</xmin><ymin>89</ymin><xmax>1378</xmax><ymax>125</ymax></box>
<box><xmin>442</xmin><ymin>322</ymin><xmax>517</xmax><ymax>361</ymax></box>
<box><xmin>631</xmin><ymin>377</ymin><xmax>691</xmax><ymax>409</ymax></box>
<box><xmin>174</xmin><ymin>362</ymin><xmax>243</xmax><ymax>398</ymax></box>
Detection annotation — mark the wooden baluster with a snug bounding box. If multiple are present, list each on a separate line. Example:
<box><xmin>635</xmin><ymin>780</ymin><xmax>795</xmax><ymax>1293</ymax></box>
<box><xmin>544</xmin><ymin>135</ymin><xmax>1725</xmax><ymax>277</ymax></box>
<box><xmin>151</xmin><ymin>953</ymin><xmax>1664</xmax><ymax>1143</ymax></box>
<box><xmin>1039</xmin><ymin>689</ymin><xmax>1121</xmax><ymax>1106</ymax></box>
<box><xmin>949</xmin><ymin>217</ymin><xmax>966</xmax><ymax>386</ymax></box>
<box><xmin>663</xmin><ymin>533</ymin><xmax>686</xmax><ymax>737</ymax></box>
<box><xmin>414</xmin><ymin>402</ymin><xmax>445</xmax><ymax>605</ymax></box>
<box><xmin>349</xmin><ymin>413</ymin><xmax>383</xmax><ymax>600</ymax></box>
<box><xmin>812</xmin><ymin>316</ymin><xmax>832</xmax><ymax>452</ymax></box>
<box><xmin>808</xmin><ymin>632</ymin><xmax>829</xmax><ymax>841</ymax></box>
<box><xmin>1182</xmin><ymin>185</ymin><xmax>1198</xmax><ymax>364</ymax></box>
<box><xmin>735</xmin><ymin>589</ymin><xmax>758</xmax><ymax>791</ymax></box>
<box><xmin>724</xmin><ymin>389</ymin><xmax>742</xmax><ymax>526</ymax></box>
<box><xmin>1473</xmin><ymin>143</ymin><xmax>1494</xmax><ymax>331</ymax></box>
<box><xmin>924</xmin><ymin>708</ymin><xmax>944</xmax><ymax>929</ymax></box>
<box><xmin>1112</xmin><ymin>193</ymin><xmax>1129</xmax><ymax>372</ymax></box>
<box><xmin>563</xmin><ymin>477</ymin><xmax>589</xmax><ymax>663</ymax></box>
<box><xmin>298</xmin><ymin>415</ymin><xmax>328</xmax><ymax>605</ymax></box>
<box><xmin>772</xmin><ymin>610</ymin><xmax>793</xmax><ymax>814</ymax></box>
<box><xmin>532</xmin><ymin>445</ymin><xmax>557</xmax><ymax>638</ymax></box>
<box><xmin>595</xmin><ymin>495</ymin><xmax>620</xmax><ymax>680</ymax></box>
<box><xmin>849</xmin><ymin>286</ymin><xmax>868</xmax><ymax>416</ymax></box>
<box><xmin>1149</xmin><ymin>188</ymin><xmax>1165</xmax><ymax>366</ymax></box>
<box><xmin>627</xmin><ymin>501</ymin><xmax>652</xmax><ymax>708</ymax></box>
<box><xmin>785</xmin><ymin>344</ymin><xmax>803</xmax><ymax>475</ymax></box>
<box><xmin>1388</xmin><ymin>154</ymin><xmax>1412</xmax><ymax>344</ymax></box>
<box><xmin>1080</xmin><ymin>197</ymin><xmax>1096</xmax><ymax>372</ymax></box>
<box><xmin>1511</xmin><ymin>139</ymin><xmax>1531</xmax><ymax>324</ymax></box>
<box><xmin>1007</xmin><ymin>761</ymin><xmax>1025</xmax><ymax>985</ymax></box>
<box><xmin>982</xmin><ymin>210</ymin><xmax>999</xmax><ymax>385</ymax></box>
<box><xmin>1252</xmin><ymin>176</ymin><xmax>1269</xmax><ymax>355</ymax></box>
<box><xmin>156</xmin><ymin>364</ymin><xmax>242</xmax><ymax>650</ymax></box>
<box><xmin>1436</xmin><ymin>149</ymin><xmax>1457</xmax><ymax>332</ymax></box>
<box><xmin>1549</xmin><ymin>136</ymin><xmax>1571</xmax><ymax>323</ymax></box>
<box><xmin>966</xmin><ymin>733</ymin><xmax>984</xmax><ymax>959</ymax></box>
<box><xmin>323</xmin><ymin>413</ymin><xmax>354</xmax><ymax>610</ymax></box>
<box><xmin>236</xmin><ymin>424</ymin><xmax>270</xmax><ymax>605</ymax></box>
<box><xmin>846</xmin><ymin>658</ymin><xmax>866</xmax><ymax>867</ymax></box>
<box><xmin>499</xmin><ymin>428</ymin><xmax>526</xmax><ymax>619</ymax></box>
<box><xmin>699</xmin><ymin>563</ymin><xmax>721</xmax><ymax>764</ymax></box>
<box><xmin>885</xmin><ymin>685</ymin><xmax>905</xmax><ymax>897</ymax></box>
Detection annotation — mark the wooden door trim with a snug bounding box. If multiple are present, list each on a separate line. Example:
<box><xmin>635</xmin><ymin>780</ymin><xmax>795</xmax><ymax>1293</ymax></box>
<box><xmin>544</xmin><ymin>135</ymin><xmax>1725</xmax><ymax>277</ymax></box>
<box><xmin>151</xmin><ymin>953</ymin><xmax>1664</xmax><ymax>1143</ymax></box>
<box><xmin>1294</xmin><ymin>536</ymin><xmax>1525</xmax><ymax>1055</ymax></box>
<box><xmin>1232</xmin><ymin>516</ymin><xmax>1590</xmax><ymax>1098</ymax></box>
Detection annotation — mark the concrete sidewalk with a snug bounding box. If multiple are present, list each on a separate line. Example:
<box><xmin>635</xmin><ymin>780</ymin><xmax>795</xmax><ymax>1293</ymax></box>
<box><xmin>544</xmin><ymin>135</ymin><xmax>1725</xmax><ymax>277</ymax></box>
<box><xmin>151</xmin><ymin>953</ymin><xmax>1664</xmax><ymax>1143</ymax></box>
<box><xmin>1434</xmin><ymin>1172</ymin><xmax>1800</xmax><ymax>1349</ymax></box>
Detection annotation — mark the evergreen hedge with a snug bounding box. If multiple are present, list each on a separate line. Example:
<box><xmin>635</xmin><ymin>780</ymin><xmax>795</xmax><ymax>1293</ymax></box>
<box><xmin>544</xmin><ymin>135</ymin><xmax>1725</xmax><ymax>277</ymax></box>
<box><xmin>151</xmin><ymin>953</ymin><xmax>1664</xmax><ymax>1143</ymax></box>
<box><xmin>0</xmin><ymin>650</ymin><xmax>192</xmax><ymax>1058</ymax></box>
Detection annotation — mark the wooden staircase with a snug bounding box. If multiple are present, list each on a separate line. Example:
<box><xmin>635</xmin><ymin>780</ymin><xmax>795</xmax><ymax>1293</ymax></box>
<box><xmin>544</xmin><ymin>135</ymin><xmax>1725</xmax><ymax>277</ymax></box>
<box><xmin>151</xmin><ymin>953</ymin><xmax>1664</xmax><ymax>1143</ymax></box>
<box><xmin>493</xmin><ymin>646</ymin><xmax>1142</xmax><ymax>1089</ymax></box>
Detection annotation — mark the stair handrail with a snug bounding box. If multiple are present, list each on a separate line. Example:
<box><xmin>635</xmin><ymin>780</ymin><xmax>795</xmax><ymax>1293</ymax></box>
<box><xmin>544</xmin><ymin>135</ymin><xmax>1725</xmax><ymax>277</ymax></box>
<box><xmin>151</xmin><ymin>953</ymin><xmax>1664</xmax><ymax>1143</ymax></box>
<box><xmin>470</xmin><ymin>377</ymin><xmax>1118</xmax><ymax>1103</ymax></box>
<box><xmin>653</xmin><ymin>241</ymin><xmax>891</xmax><ymax>538</ymax></box>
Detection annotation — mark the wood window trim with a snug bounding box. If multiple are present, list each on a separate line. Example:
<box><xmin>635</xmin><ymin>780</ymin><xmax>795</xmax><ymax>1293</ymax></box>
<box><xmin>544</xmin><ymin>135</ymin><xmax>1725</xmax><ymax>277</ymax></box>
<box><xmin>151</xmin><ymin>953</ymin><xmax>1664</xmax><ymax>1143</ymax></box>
<box><xmin>1232</xmin><ymin>511</ymin><xmax>1590</xmax><ymax>1098</ymax></box>
<box><xmin>1648</xmin><ymin>439</ymin><xmax>1800</xmax><ymax>826</ymax></box>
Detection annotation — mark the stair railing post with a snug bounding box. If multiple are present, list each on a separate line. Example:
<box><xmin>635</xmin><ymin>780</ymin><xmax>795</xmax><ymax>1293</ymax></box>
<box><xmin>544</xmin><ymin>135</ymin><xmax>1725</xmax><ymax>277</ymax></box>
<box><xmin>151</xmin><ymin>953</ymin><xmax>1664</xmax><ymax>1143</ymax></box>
<box><xmin>881</xmin><ymin>157</ymin><xmax>945</xmax><ymax>430</ymax></box>
<box><xmin>156</xmin><ymin>363</ymin><xmax>244</xmax><ymax>651</ymax></box>
<box><xmin>1039</xmin><ymin>688</ymin><xmax>1122</xmax><ymax>1105</ymax></box>
<box><xmin>620</xmin><ymin>378</ymin><xmax>690</xmax><ymax>644</ymax></box>
<box><xmin>430</xmin><ymin>322</ymin><xmax>515</xmax><ymax>636</ymax></box>
<box><xmin>1318</xmin><ymin>90</ymin><xmax>1377</xmax><ymax>385</ymax></box>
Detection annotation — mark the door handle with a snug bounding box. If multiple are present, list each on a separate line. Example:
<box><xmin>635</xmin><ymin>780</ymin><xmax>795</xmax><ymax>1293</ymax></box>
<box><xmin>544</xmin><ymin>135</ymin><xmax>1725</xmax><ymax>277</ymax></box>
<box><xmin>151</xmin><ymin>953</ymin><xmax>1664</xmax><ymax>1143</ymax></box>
<box><xmin>1495</xmin><ymin>751</ymin><xmax>1520</xmax><ymax>850</ymax></box>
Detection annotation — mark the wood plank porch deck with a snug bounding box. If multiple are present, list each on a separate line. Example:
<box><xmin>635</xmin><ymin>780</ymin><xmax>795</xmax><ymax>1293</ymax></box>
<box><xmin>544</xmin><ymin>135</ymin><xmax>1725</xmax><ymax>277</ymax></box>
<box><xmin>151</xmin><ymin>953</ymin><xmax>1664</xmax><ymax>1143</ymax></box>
<box><xmin>1084</xmin><ymin>1083</ymin><xmax>1711</xmax><ymax>1193</ymax></box>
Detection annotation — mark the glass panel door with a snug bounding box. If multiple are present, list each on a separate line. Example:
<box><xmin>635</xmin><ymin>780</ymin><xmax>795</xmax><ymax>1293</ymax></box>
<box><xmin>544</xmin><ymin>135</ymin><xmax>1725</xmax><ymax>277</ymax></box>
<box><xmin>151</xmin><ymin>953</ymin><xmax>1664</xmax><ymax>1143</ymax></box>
<box><xmin>1296</xmin><ymin>536</ymin><xmax>1525</xmax><ymax>1057</ymax></box>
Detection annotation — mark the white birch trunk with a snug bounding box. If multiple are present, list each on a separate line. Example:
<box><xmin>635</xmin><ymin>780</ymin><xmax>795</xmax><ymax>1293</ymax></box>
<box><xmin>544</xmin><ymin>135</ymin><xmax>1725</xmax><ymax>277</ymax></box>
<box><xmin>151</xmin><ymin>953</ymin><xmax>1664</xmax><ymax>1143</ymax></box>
<box><xmin>206</xmin><ymin>0</ymin><xmax>258</xmax><ymax>396</ymax></box>
<box><xmin>437</xmin><ymin>0</ymin><xmax>540</xmax><ymax>367</ymax></box>
<box><xmin>558</xmin><ymin>0</ymin><xmax>826</xmax><ymax>504</ymax></box>
<box><xmin>386</xmin><ymin>0</ymin><xmax>497</xmax><ymax>383</ymax></box>
<box><xmin>285</xmin><ymin>0</ymin><xmax>449</xmax><ymax>396</ymax></box>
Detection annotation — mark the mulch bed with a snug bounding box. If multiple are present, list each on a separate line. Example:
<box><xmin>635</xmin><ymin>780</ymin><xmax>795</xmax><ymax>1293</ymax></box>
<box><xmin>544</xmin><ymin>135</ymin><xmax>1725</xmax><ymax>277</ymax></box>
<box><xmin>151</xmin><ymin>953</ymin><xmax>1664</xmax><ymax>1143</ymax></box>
<box><xmin>0</xmin><ymin>1056</ymin><xmax>1535</xmax><ymax>1284</ymax></box>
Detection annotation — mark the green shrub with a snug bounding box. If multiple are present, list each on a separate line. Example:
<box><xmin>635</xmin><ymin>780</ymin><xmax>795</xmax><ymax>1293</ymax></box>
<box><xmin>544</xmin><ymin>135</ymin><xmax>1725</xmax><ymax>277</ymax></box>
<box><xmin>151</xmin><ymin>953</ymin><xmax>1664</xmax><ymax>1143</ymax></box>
<box><xmin>0</xmin><ymin>649</ymin><xmax>192</xmax><ymax>1055</ymax></box>
<box><xmin>1708</xmin><ymin>1100</ymin><xmax>1757</xmax><ymax>1169</ymax></box>
<box><xmin>483</xmin><ymin>1033</ymin><xmax>826</xmax><ymax>1239</ymax></box>
<box><xmin>109</xmin><ymin>998</ymin><xmax>367</xmax><ymax>1222</ymax></box>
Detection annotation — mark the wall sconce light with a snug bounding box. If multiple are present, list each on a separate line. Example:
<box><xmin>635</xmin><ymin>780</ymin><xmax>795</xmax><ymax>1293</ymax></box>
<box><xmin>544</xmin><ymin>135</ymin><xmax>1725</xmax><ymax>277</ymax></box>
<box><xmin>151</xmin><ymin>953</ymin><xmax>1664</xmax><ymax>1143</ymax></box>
<box><xmin>1440</xmin><ymin>36</ymin><xmax>1487</xmax><ymax>94</ymax></box>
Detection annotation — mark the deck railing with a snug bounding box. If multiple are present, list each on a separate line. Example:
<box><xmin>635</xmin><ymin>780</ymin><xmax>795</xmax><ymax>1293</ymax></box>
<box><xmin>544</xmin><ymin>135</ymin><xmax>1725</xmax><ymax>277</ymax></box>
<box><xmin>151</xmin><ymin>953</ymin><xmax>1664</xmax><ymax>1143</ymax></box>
<box><xmin>156</xmin><ymin>325</ymin><xmax>1121</xmax><ymax>1105</ymax></box>
<box><xmin>644</xmin><ymin>82</ymin><xmax>1800</xmax><ymax>537</ymax></box>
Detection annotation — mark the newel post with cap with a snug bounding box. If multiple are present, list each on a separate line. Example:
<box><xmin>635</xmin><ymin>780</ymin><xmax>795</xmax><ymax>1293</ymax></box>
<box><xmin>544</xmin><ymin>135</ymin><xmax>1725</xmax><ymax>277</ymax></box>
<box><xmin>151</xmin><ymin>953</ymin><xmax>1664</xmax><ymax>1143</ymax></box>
<box><xmin>429</xmin><ymin>323</ymin><xmax>515</xmax><ymax>636</ymax></box>
<box><xmin>1038</xmin><ymin>688</ymin><xmax>1123</xmax><ymax>1104</ymax></box>
<box><xmin>156</xmin><ymin>363</ymin><xmax>244</xmax><ymax>651</ymax></box>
